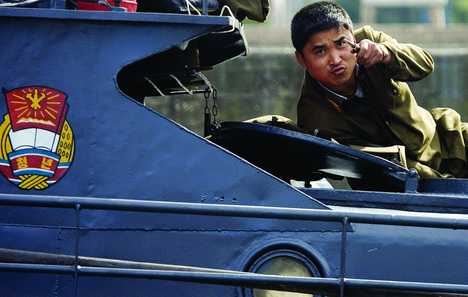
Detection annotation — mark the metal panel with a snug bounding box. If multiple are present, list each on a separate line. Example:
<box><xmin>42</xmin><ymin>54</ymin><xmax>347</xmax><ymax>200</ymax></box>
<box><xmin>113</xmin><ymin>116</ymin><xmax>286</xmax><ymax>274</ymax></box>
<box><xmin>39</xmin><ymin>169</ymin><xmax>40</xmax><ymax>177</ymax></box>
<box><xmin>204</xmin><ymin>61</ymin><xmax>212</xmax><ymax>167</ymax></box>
<box><xmin>0</xmin><ymin>8</ymin><xmax>325</xmax><ymax>209</ymax></box>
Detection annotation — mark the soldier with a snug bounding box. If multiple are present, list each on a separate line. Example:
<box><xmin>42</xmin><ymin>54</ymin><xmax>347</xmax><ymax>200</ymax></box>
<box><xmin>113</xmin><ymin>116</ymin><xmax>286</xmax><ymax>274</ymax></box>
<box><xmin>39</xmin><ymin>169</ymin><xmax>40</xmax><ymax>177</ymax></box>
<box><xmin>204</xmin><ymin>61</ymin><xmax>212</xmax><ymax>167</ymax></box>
<box><xmin>292</xmin><ymin>1</ymin><xmax>468</xmax><ymax>178</ymax></box>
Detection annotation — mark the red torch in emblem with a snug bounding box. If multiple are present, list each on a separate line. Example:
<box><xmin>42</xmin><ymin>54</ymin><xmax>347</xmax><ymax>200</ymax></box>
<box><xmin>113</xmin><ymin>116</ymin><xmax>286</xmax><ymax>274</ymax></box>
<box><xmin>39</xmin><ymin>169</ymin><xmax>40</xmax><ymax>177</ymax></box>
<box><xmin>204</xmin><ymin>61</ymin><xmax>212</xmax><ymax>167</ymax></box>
<box><xmin>5</xmin><ymin>86</ymin><xmax>68</xmax><ymax>189</ymax></box>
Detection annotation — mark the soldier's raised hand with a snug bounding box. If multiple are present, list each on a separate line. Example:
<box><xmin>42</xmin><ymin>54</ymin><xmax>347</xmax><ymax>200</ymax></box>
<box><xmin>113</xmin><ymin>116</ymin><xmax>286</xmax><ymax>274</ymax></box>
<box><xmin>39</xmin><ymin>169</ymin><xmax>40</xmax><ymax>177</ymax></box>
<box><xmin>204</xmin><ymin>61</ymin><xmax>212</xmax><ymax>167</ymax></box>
<box><xmin>356</xmin><ymin>39</ymin><xmax>392</xmax><ymax>68</ymax></box>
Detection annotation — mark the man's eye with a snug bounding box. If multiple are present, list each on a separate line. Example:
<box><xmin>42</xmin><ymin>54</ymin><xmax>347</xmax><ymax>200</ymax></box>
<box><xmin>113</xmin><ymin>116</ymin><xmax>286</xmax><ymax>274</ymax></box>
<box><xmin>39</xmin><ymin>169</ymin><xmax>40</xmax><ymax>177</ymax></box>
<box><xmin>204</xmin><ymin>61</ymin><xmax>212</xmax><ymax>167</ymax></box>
<box><xmin>314</xmin><ymin>48</ymin><xmax>325</xmax><ymax>55</ymax></box>
<box><xmin>336</xmin><ymin>40</ymin><xmax>345</xmax><ymax>48</ymax></box>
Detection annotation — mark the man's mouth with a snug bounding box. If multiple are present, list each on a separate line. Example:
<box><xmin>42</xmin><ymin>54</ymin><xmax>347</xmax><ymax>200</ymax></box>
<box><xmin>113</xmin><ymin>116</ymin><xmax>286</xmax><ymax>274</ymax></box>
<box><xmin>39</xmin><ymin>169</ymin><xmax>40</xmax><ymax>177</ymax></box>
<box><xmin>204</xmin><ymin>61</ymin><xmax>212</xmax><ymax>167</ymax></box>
<box><xmin>331</xmin><ymin>65</ymin><xmax>346</xmax><ymax>75</ymax></box>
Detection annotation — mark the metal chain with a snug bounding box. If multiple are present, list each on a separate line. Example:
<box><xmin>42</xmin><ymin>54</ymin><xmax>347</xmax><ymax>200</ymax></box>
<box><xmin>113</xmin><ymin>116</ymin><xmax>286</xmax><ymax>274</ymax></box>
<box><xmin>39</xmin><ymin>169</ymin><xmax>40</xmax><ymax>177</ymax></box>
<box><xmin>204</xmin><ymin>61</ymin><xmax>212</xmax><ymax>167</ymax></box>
<box><xmin>211</xmin><ymin>88</ymin><xmax>218</xmax><ymax>125</ymax></box>
<box><xmin>204</xmin><ymin>88</ymin><xmax>211</xmax><ymax>115</ymax></box>
<box><xmin>203</xmin><ymin>86</ymin><xmax>219</xmax><ymax>133</ymax></box>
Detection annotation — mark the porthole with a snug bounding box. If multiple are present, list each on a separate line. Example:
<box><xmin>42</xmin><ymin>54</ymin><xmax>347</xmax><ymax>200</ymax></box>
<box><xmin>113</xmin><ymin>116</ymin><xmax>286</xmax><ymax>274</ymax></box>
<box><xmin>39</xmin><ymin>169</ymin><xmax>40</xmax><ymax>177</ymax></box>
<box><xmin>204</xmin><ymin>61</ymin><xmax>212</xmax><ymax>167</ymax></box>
<box><xmin>245</xmin><ymin>249</ymin><xmax>321</xmax><ymax>297</ymax></box>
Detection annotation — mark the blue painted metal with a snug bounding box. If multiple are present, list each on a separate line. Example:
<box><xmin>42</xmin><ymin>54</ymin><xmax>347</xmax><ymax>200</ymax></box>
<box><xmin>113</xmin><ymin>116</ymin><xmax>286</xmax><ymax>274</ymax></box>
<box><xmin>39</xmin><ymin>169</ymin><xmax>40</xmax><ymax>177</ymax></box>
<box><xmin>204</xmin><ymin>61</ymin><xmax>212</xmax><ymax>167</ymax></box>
<box><xmin>1</xmin><ymin>193</ymin><xmax>468</xmax><ymax>296</ymax></box>
<box><xmin>419</xmin><ymin>178</ymin><xmax>468</xmax><ymax>194</ymax></box>
<box><xmin>0</xmin><ymin>5</ymin><xmax>468</xmax><ymax>297</ymax></box>
<box><xmin>0</xmin><ymin>7</ymin><xmax>322</xmax><ymax>209</ymax></box>
<box><xmin>3</xmin><ymin>193</ymin><xmax>468</xmax><ymax>229</ymax></box>
<box><xmin>4</xmin><ymin>262</ymin><xmax>468</xmax><ymax>295</ymax></box>
<box><xmin>303</xmin><ymin>188</ymin><xmax>468</xmax><ymax>214</ymax></box>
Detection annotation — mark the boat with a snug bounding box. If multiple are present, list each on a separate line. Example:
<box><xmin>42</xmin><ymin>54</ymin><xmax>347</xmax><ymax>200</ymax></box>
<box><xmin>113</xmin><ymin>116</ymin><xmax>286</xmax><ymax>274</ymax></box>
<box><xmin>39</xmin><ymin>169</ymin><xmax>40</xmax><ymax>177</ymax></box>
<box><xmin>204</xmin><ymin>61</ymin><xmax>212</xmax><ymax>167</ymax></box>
<box><xmin>0</xmin><ymin>1</ymin><xmax>467</xmax><ymax>296</ymax></box>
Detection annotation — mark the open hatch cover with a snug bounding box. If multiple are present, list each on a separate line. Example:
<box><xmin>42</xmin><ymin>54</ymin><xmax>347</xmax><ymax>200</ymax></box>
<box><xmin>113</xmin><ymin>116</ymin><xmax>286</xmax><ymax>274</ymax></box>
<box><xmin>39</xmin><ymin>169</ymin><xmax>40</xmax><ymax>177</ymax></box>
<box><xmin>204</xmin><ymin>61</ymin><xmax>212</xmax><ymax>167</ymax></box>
<box><xmin>210</xmin><ymin>122</ymin><xmax>415</xmax><ymax>192</ymax></box>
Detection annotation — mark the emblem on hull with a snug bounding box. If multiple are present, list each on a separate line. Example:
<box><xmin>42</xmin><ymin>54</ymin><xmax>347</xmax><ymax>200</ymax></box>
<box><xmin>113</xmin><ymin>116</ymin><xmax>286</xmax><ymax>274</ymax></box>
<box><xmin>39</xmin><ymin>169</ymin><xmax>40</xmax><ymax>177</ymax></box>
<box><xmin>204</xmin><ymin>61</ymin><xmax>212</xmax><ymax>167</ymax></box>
<box><xmin>0</xmin><ymin>86</ymin><xmax>74</xmax><ymax>190</ymax></box>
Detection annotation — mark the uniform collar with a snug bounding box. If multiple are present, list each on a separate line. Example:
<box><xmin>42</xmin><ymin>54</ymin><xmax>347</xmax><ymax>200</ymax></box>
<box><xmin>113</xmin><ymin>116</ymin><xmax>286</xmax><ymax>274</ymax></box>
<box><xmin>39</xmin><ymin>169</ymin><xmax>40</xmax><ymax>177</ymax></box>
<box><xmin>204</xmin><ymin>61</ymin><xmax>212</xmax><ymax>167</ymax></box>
<box><xmin>315</xmin><ymin>64</ymin><xmax>363</xmax><ymax>105</ymax></box>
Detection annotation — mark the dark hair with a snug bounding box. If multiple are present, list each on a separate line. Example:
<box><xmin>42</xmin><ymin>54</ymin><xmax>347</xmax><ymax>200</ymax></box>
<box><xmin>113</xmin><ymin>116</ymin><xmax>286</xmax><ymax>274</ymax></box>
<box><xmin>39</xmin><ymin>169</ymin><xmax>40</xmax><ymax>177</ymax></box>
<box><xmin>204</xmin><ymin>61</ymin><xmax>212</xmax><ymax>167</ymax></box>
<box><xmin>291</xmin><ymin>1</ymin><xmax>353</xmax><ymax>52</ymax></box>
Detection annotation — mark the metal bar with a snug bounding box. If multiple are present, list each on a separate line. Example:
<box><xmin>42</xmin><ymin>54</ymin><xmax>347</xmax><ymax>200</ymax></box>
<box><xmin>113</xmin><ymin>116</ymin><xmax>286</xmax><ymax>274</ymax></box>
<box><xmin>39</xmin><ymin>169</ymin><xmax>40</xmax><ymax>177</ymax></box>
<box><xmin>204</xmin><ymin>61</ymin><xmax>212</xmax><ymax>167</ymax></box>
<box><xmin>0</xmin><ymin>0</ymin><xmax>42</xmax><ymax>7</ymax></box>
<box><xmin>345</xmin><ymin>278</ymin><xmax>468</xmax><ymax>294</ymax></box>
<box><xmin>80</xmin><ymin>266</ymin><xmax>338</xmax><ymax>294</ymax></box>
<box><xmin>144</xmin><ymin>77</ymin><xmax>165</xmax><ymax>96</ymax></box>
<box><xmin>202</xmin><ymin>0</ymin><xmax>208</xmax><ymax>15</ymax></box>
<box><xmin>0</xmin><ymin>248</ymin><xmax>247</xmax><ymax>274</ymax></box>
<box><xmin>1</xmin><ymin>194</ymin><xmax>468</xmax><ymax>229</ymax></box>
<box><xmin>2</xmin><ymin>262</ymin><xmax>468</xmax><ymax>295</ymax></box>
<box><xmin>0</xmin><ymin>262</ymin><xmax>338</xmax><ymax>295</ymax></box>
<box><xmin>0</xmin><ymin>262</ymin><xmax>74</xmax><ymax>274</ymax></box>
<box><xmin>340</xmin><ymin>217</ymin><xmax>349</xmax><ymax>297</ymax></box>
<box><xmin>0</xmin><ymin>7</ymin><xmax>233</xmax><ymax>25</ymax></box>
<box><xmin>169</xmin><ymin>74</ymin><xmax>193</xmax><ymax>95</ymax></box>
<box><xmin>168</xmin><ymin>89</ymin><xmax>208</xmax><ymax>95</ymax></box>
<box><xmin>74</xmin><ymin>203</ymin><xmax>81</xmax><ymax>297</ymax></box>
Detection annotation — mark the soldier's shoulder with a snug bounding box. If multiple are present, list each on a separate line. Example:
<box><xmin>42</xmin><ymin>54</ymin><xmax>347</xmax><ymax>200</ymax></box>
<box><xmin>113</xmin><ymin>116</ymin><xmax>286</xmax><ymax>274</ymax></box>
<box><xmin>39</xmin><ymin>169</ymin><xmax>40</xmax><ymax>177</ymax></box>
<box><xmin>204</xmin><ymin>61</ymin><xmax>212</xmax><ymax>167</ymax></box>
<box><xmin>354</xmin><ymin>25</ymin><xmax>375</xmax><ymax>41</ymax></box>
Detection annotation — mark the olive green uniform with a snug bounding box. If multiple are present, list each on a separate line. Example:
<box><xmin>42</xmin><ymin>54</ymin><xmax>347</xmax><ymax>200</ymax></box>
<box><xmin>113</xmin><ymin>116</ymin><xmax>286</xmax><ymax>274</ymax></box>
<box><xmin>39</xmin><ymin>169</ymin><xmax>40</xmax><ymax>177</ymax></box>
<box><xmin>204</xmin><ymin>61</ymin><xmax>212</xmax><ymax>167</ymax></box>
<box><xmin>297</xmin><ymin>26</ymin><xmax>468</xmax><ymax>178</ymax></box>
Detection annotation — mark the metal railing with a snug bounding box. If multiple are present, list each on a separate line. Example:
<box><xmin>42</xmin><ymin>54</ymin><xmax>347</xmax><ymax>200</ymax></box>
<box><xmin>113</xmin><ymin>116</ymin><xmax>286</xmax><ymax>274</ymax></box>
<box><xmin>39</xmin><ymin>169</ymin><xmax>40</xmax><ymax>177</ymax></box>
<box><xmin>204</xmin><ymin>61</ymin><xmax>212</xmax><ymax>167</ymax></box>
<box><xmin>1</xmin><ymin>193</ymin><xmax>468</xmax><ymax>228</ymax></box>
<box><xmin>1</xmin><ymin>193</ymin><xmax>468</xmax><ymax>297</ymax></box>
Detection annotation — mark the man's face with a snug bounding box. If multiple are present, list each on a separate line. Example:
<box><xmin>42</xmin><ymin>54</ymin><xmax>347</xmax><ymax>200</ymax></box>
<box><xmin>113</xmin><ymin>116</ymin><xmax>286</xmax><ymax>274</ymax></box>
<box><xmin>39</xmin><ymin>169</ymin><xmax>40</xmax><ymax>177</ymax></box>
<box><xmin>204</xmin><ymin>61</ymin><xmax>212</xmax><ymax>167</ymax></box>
<box><xmin>296</xmin><ymin>26</ymin><xmax>357</xmax><ymax>92</ymax></box>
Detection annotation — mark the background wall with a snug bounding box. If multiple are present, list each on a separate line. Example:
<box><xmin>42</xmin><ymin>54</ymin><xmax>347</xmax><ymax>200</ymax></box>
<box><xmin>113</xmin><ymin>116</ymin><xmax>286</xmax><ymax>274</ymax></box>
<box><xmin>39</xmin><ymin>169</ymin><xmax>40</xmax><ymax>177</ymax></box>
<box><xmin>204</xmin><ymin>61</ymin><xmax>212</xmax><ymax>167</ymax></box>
<box><xmin>146</xmin><ymin>0</ymin><xmax>468</xmax><ymax>135</ymax></box>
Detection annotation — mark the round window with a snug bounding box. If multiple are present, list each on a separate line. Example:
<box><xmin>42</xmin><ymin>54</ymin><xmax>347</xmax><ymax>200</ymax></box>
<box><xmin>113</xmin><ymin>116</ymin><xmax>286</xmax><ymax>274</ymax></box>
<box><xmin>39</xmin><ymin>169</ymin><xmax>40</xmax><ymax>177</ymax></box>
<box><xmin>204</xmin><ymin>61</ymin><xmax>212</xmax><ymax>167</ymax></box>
<box><xmin>246</xmin><ymin>249</ymin><xmax>321</xmax><ymax>297</ymax></box>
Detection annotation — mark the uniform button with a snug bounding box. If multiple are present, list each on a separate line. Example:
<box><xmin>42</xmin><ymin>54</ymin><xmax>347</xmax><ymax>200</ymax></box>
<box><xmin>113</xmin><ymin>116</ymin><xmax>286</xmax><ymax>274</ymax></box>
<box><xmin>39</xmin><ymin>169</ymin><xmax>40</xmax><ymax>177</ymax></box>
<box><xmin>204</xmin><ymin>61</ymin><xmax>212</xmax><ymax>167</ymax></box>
<box><xmin>392</xmin><ymin>88</ymin><xmax>399</xmax><ymax>96</ymax></box>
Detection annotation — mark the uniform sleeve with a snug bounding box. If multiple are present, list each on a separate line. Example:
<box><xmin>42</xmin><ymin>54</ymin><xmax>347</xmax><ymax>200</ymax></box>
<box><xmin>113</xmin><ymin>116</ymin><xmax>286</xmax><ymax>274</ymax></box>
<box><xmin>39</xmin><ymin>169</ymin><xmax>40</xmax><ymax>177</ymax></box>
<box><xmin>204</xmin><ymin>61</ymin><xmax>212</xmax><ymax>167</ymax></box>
<box><xmin>356</xmin><ymin>26</ymin><xmax>434</xmax><ymax>82</ymax></box>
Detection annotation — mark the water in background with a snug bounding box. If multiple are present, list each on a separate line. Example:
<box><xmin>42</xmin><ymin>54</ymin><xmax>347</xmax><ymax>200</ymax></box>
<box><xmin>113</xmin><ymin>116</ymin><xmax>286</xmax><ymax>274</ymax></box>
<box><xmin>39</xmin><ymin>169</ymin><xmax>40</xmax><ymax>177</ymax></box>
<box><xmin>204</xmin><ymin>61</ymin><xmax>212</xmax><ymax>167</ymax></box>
<box><xmin>145</xmin><ymin>52</ymin><xmax>468</xmax><ymax>135</ymax></box>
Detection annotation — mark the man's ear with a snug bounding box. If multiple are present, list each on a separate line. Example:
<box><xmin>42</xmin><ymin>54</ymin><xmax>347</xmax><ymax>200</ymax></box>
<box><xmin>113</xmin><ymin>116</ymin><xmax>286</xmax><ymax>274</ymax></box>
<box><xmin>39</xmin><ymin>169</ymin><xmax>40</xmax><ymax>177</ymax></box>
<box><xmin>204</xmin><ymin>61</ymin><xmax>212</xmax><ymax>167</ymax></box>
<box><xmin>295</xmin><ymin>50</ymin><xmax>305</xmax><ymax>67</ymax></box>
